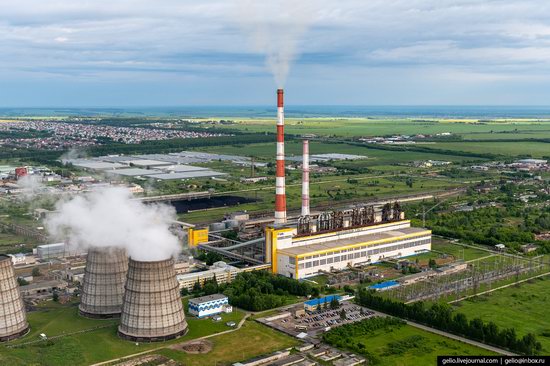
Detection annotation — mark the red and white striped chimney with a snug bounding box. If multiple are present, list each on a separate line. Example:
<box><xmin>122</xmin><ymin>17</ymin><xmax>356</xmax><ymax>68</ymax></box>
<box><xmin>275</xmin><ymin>89</ymin><xmax>287</xmax><ymax>224</ymax></box>
<box><xmin>301</xmin><ymin>140</ymin><xmax>310</xmax><ymax>216</ymax></box>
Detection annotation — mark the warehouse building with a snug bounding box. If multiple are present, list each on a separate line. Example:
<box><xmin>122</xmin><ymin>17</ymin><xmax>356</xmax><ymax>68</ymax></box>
<box><xmin>188</xmin><ymin>294</ymin><xmax>232</xmax><ymax>318</ymax></box>
<box><xmin>266</xmin><ymin>220</ymin><xmax>431</xmax><ymax>280</ymax></box>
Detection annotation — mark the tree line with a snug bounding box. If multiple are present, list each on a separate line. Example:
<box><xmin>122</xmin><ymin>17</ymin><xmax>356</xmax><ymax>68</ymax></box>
<box><xmin>357</xmin><ymin>288</ymin><xmax>542</xmax><ymax>355</ymax></box>
<box><xmin>185</xmin><ymin>271</ymin><xmax>319</xmax><ymax>312</ymax></box>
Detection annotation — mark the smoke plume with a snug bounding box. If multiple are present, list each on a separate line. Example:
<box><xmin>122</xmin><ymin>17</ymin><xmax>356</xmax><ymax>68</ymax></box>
<box><xmin>46</xmin><ymin>187</ymin><xmax>180</xmax><ymax>261</ymax></box>
<box><xmin>238</xmin><ymin>0</ymin><xmax>313</xmax><ymax>87</ymax></box>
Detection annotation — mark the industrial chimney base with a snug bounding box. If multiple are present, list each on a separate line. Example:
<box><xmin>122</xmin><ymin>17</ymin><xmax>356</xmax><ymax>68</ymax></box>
<box><xmin>0</xmin><ymin>326</ymin><xmax>29</xmax><ymax>342</ymax></box>
<box><xmin>117</xmin><ymin>327</ymin><xmax>188</xmax><ymax>343</ymax></box>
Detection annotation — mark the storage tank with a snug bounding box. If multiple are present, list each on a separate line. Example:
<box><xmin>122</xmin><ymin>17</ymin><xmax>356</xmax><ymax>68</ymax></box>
<box><xmin>79</xmin><ymin>247</ymin><xmax>128</xmax><ymax>318</ymax></box>
<box><xmin>118</xmin><ymin>257</ymin><xmax>187</xmax><ymax>342</ymax></box>
<box><xmin>0</xmin><ymin>255</ymin><xmax>29</xmax><ymax>341</ymax></box>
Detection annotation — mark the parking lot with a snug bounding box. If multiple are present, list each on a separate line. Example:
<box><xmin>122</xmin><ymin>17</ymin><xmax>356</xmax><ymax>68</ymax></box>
<box><xmin>294</xmin><ymin>303</ymin><xmax>375</xmax><ymax>330</ymax></box>
<box><xmin>260</xmin><ymin>302</ymin><xmax>376</xmax><ymax>338</ymax></box>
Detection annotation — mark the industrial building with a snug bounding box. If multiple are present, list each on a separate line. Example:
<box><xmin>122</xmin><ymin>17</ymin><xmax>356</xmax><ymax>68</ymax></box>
<box><xmin>36</xmin><ymin>243</ymin><xmax>84</xmax><ymax>259</ymax></box>
<box><xmin>188</xmin><ymin>294</ymin><xmax>232</xmax><ymax>318</ymax></box>
<box><xmin>304</xmin><ymin>295</ymin><xmax>341</xmax><ymax>312</ymax></box>
<box><xmin>0</xmin><ymin>254</ymin><xmax>29</xmax><ymax>341</ymax></box>
<box><xmin>79</xmin><ymin>248</ymin><xmax>128</xmax><ymax>318</ymax></box>
<box><xmin>118</xmin><ymin>257</ymin><xmax>187</xmax><ymax>342</ymax></box>
<box><xmin>267</xmin><ymin>218</ymin><xmax>431</xmax><ymax>280</ymax></box>
<box><xmin>176</xmin><ymin>261</ymin><xmax>240</xmax><ymax>291</ymax></box>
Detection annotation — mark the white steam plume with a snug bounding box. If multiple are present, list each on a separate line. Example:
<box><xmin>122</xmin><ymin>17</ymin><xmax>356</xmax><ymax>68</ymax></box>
<box><xmin>46</xmin><ymin>187</ymin><xmax>180</xmax><ymax>261</ymax></box>
<box><xmin>237</xmin><ymin>0</ymin><xmax>313</xmax><ymax>87</ymax></box>
<box><xmin>17</xmin><ymin>174</ymin><xmax>45</xmax><ymax>200</ymax></box>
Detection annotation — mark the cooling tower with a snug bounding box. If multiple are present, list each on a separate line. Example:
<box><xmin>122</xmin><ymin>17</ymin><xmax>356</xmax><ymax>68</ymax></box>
<box><xmin>118</xmin><ymin>257</ymin><xmax>187</xmax><ymax>342</ymax></box>
<box><xmin>0</xmin><ymin>255</ymin><xmax>29</xmax><ymax>341</ymax></box>
<box><xmin>79</xmin><ymin>247</ymin><xmax>128</xmax><ymax>318</ymax></box>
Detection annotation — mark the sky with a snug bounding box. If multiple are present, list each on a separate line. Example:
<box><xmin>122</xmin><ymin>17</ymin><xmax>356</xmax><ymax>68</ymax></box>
<box><xmin>2</xmin><ymin>0</ymin><xmax>550</xmax><ymax>106</ymax></box>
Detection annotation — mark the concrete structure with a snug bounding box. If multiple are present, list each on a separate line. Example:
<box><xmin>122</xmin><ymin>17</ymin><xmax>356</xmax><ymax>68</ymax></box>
<box><xmin>79</xmin><ymin>248</ymin><xmax>128</xmax><ymax>319</ymax></box>
<box><xmin>266</xmin><ymin>220</ymin><xmax>431</xmax><ymax>280</ymax></box>
<box><xmin>36</xmin><ymin>243</ymin><xmax>84</xmax><ymax>259</ymax></box>
<box><xmin>0</xmin><ymin>255</ymin><xmax>29</xmax><ymax>341</ymax></box>
<box><xmin>188</xmin><ymin>294</ymin><xmax>231</xmax><ymax>318</ymax></box>
<box><xmin>275</xmin><ymin>88</ymin><xmax>287</xmax><ymax>224</ymax></box>
<box><xmin>301</xmin><ymin>140</ymin><xmax>310</xmax><ymax>217</ymax></box>
<box><xmin>118</xmin><ymin>257</ymin><xmax>187</xmax><ymax>342</ymax></box>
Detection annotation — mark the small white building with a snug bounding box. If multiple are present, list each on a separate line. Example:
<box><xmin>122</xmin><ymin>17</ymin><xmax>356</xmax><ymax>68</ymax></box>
<box><xmin>188</xmin><ymin>294</ymin><xmax>232</xmax><ymax>318</ymax></box>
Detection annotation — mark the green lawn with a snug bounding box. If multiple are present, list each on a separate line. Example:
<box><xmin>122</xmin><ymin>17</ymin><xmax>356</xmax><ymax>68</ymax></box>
<box><xmin>156</xmin><ymin>321</ymin><xmax>299</xmax><ymax>366</ymax></box>
<box><xmin>426</xmin><ymin>141</ymin><xmax>550</xmax><ymax>158</ymax></box>
<box><xmin>453</xmin><ymin>276</ymin><xmax>550</xmax><ymax>353</ymax></box>
<box><xmin>338</xmin><ymin>322</ymin><xmax>495</xmax><ymax>366</ymax></box>
<box><xmin>431</xmin><ymin>237</ymin><xmax>491</xmax><ymax>262</ymax></box>
<box><xmin>0</xmin><ymin>300</ymin><xmax>247</xmax><ymax>366</ymax></box>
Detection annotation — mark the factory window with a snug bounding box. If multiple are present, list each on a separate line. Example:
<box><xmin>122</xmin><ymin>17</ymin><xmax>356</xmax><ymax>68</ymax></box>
<box><xmin>305</xmin><ymin>256</ymin><xmax>312</xmax><ymax>260</ymax></box>
<box><xmin>298</xmin><ymin>263</ymin><xmax>304</xmax><ymax>269</ymax></box>
<box><xmin>327</xmin><ymin>257</ymin><xmax>333</xmax><ymax>264</ymax></box>
<box><xmin>354</xmin><ymin>252</ymin><xmax>361</xmax><ymax>259</ymax></box>
<box><xmin>313</xmin><ymin>260</ymin><xmax>319</xmax><ymax>267</ymax></box>
<box><xmin>340</xmin><ymin>256</ymin><xmax>346</xmax><ymax>262</ymax></box>
<box><xmin>306</xmin><ymin>262</ymin><xmax>312</xmax><ymax>268</ymax></box>
<box><xmin>360</xmin><ymin>251</ymin><xmax>366</xmax><ymax>257</ymax></box>
<box><xmin>347</xmin><ymin>254</ymin><xmax>354</xmax><ymax>260</ymax></box>
<box><xmin>320</xmin><ymin>259</ymin><xmax>326</xmax><ymax>265</ymax></box>
<box><xmin>312</xmin><ymin>254</ymin><xmax>319</xmax><ymax>258</ymax></box>
<box><xmin>319</xmin><ymin>253</ymin><xmax>326</xmax><ymax>257</ymax></box>
<box><xmin>289</xmin><ymin>257</ymin><xmax>296</xmax><ymax>265</ymax></box>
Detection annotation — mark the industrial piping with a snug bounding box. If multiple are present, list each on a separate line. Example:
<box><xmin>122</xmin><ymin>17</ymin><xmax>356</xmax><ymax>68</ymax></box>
<box><xmin>301</xmin><ymin>140</ymin><xmax>310</xmax><ymax>216</ymax></box>
<box><xmin>275</xmin><ymin>88</ymin><xmax>287</xmax><ymax>224</ymax></box>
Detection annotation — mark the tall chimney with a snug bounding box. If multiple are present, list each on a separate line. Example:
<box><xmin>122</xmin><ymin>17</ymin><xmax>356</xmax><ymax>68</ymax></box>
<box><xmin>301</xmin><ymin>140</ymin><xmax>310</xmax><ymax>216</ymax></box>
<box><xmin>275</xmin><ymin>89</ymin><xmax>287</xmax><ymax>224</ymax></box>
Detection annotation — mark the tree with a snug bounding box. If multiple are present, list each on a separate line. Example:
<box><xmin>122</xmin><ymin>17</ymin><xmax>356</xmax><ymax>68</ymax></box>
<box><xmin>180</xmin><ymin>287</ymin><xmax>189</xmax><ymax>296</ymax></box>
<box><xmin>17</xmin><ymin>277</ymin><xmax>29</xmax><ymax>286</ymax></box>
<box><xmin>330</xmin><ymin>298</ymin><xmax>340</xmax><ymax>310</ymax></box>
<box><xmin>192</xmin><ymin>280</ymin><xmax>202</xmax><ymax>294</ymax></box>
<box><xmin>428</xmin><ymin>258</ymin><xmax>437</xmax><ymax>269</ymax></box>
<box><xmin>340</xmin><ymin>309</ymin><xmax>347</xmax><ymax>320</ymax></box>
<box><xmin>52</xmin><ymin>291</ymin><xmax>59</xmax><ymax>302</ymax></box>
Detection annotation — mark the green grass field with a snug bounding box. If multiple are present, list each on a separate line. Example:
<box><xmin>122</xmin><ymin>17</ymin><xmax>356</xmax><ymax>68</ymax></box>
<box><xmin>425</xmin><ymin>141</ymin><xmax>550</xmax><ymax>158</ymax></box>
<box><xmin>206</xmin><ymin>117</ymin><xmax>550</xmax><ymax>139</ymax></box>
<box><xmin>339</xmin><ymin>322</ymin><xmax>495</xmax><ymax>366</ymax></box>
<box><xmin>156</xmin><ymin>321</ymin><xmax>298</xmax><ymax>366</ymax></box>
<box><xmin>0</xmin><ymin>300</ymin><xmax>248</xmax><ymax>366</ymax></box>
<box><xmin>431</xmin><ymin>237</ymin><xmax>491</xmax><ymax>262</ymax></box>
<box><xmin>453</xmin><ymin>276</ymin><xmax>550</xmax><ymax>353</ymax></box>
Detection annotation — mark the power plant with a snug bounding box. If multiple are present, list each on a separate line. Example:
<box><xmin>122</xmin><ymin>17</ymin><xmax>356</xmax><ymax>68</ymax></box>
<box><xmin>191</xmin><ymin>88</ymin><xmax>433</xmax><ymax>280</ymax></box>
<box><xmin>0</xmin><ymin>254</ymin><xmax>29</xmax><ymax>341</ymax></box>
<box><xmin>79</xmin><ymin>247</ymin><xmax>128</xmax><ymax>318</ymax></box>
<box><xmin>118</xmin><ymin>257</ymin><xmax>187</xmax><ymax>342</ymax></box>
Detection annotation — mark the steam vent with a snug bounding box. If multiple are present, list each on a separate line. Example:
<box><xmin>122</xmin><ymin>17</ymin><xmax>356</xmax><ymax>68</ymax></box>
<box><xmin>79</xmin><ymin>247</ymin><xmax>128</xmax><ymax>318</ymax></box>
<box><xmin>0</xmin><ymin>254</ymin><xmax>29</xmax><ymax>341</ymax></box>
<box><xmin>118</xmin><ymin>257</ymin><xmax>187</xmax><ymax>342</ymax></box>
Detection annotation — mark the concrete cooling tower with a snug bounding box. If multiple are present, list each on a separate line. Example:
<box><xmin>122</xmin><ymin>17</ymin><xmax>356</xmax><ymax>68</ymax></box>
<box><xmin>79</xmin><ymin>247</ymin><xmax>128</xmax><ymax>318</ymax></box>
<box><xmin>0</xmin><ymin>255</ymin><xmax>29</xmax><ymax>341</ymax></box>
<box><xmin>118</xmin><ymin>257</ymin><xmax>187</xmax><ymax>342</ymax></box>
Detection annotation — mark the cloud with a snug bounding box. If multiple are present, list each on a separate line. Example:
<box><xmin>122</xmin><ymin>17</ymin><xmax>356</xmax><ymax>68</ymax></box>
<box><xmin>2</xmin><ymin>0</ymin><xmax>550</xmax><ymax>105</ymax></box>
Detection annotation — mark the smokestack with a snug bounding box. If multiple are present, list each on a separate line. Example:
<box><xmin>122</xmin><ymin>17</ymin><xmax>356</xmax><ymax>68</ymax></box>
<box><xmin>79</xmin><ymin>247</ymin><xmax>128</xmax><ymax>319</ymax></box>
<box><xmin>275</xmin><ymin>88</ymin><xmax>287</xmax><ymax>224</ymax></box>
<box><xmin>301</xmin><ymin>140</ymin><xmax>310</xmax><ymax>216</ymax></box>
<box><xmin>118</xmin><ymin>257</ymin><xmax>187</xmax><ymax>342</ymax></box>
<box><xmin>0</xmin><ymin>255</ymin><xmax>29</xmax><ymax>341</ymax></box>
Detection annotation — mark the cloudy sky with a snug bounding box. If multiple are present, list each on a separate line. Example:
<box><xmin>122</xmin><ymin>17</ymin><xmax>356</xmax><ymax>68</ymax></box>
<box><xmin>2</xmin><ymin>0</ymin><xmax>550</xmax><ymax>106</ymax></box>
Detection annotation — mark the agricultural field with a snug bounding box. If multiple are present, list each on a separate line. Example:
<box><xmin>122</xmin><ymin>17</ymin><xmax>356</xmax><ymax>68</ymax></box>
<box><xmin>0</xmin><ymin>300</ymin><xmax>249</xmax><ymax>366</ymax></box>
<box><xmin>453</xmin><ymin>276</ymin><xmax>550</xmax><ymax>353</ymax></box>
<box><xmin>204</xmin><ymin>117</ymin><xmax>550</xmax><ymax>139</ymax></box>
<box><xmin>431</xmin><ymin>237</ymin><xmax>492</xmax><ymax>262</ymax></box>
<box><xmin>424</xmin><ymin>141</ymin><xmax>550</xmax><ymax>158</ymax></box>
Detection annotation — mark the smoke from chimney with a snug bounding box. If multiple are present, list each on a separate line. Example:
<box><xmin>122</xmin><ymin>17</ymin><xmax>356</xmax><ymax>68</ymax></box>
<box><xmin>301</xmin><ymin>140</ymin><xmax>310</xmax><ymax>216</ymax></box>
<box><xmin>46</xmin><ymin>187</ymin><xmax>180</xmax><ymax>262</ymax></box>
<box><xmin>274</xmin><ymin>88</ymin><xmax>287</xmax><ymax>224</ymax></box>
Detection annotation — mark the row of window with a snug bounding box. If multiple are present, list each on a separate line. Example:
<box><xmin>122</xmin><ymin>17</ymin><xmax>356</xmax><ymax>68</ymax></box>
<box><xmin>295</xmin><ymin>237</ymin><xmax>430</xmax><ymax>270</ymax></box>
<box><xmin>300</xmin><ymin>235</ymin><xmax>428</xmax><ymax>261</ymax></box>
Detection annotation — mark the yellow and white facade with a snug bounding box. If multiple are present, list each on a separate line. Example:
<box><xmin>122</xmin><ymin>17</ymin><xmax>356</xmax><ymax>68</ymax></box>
<box><xmin>266</xmin><ymin>220</ymin><xmax>431</xmax><ymax>279</ymax></box>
